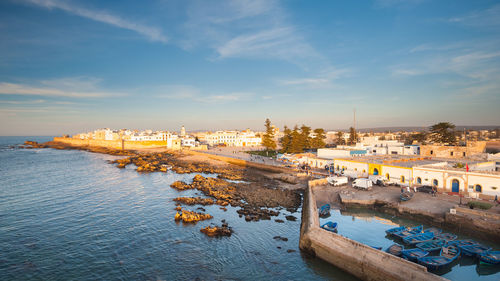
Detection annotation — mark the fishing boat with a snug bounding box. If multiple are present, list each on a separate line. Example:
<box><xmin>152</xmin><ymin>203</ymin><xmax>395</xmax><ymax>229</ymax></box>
<box><xmin>318</xmin><ymin>204</ymin><xmax>330</xmax><ymax>217</ymax></box>
<box><xmin>460</xmin><ymin>244</ymin><xmax>492</xmax><ymax>257</ymax></box>
<box><xmin>386</xmin><ymin>244</ymin><xmax>404</xmax><ymax>256</ymax></box>
<box><xmin>424</xmin><ymin>227</ymin><xmax>442</xmax><ymax>236</ymax></box>
<box><xmin>320</xmin><ymin>221</ymin><xmax>338</xmax><ymax>233</ymax></box>
<box><xmin>393</xmin><ymin>225</ymin><xmax>423</xmax><ymax>239</ymax></box>
<box><xmin>403</xmin><ymin>231</ymin><xmax>434</xmax><ymax>245</ymax></box>
<box><xmin>435</xmin><ymin>232</ymin><xmax>458</xmax><ymax>242</ymax></box>
<box><xmin>400</xmin><ymin>191</ymin><xmax>413</xmax><ymax>201</ymax></box>
<box><xmin>479</xmin><ymin>251</ymin><xmax>500</xmax><ymax>265</ymax></box>
<box><xmin>401</xmin><ymin>248</ymin><xmax>429</xmax><ymax>262</ymax></box>
<box><xmin>385</xmin><ymin>226</ymin><xmax>406</xmax><ymax>236</ymax></box>
<box><xmin>370</xmin><ymin>246</ymin><xmax>382</xmax><ymax>250</ymax></box>
<box><xmin>417</xmin><ymin>245</ymin><xmax>460</xmax><ymax>271</ymax></box>
<box><xmin>448</xmin><ymin>239</ymin><xmax>478</xmax><ymax>247</ymax></box>
<box><xmin>416</xmin><ymin>239</ymin><xmax>446</xmax><ymax>252</ymax></box>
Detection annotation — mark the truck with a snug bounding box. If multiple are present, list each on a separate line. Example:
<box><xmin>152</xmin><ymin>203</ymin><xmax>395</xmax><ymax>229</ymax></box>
<box><xmin>353</xmin><ymin>178</ymin><xmax>373</xmax><ymax>190</ymax></box>
<box><xmin>327</xmin><ymin>176</ymin><xmax>348</xmax><ymax>186</ymax></box>
<box><xmin>368</xmin><ymin>175</ymin><xmax>388</xmax><ymax>186</ymax></box>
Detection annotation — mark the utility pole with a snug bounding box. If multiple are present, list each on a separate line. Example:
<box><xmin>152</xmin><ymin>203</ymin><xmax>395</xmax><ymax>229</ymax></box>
<box><xmin>353</xmin><ymin>108</ymin><xmax>356</xmax><ymax>143</ymax></box>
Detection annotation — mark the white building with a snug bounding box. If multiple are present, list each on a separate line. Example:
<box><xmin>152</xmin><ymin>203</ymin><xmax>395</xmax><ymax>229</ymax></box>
<box><xmin>205</xmin><ymin>130</ymin><xmax>262</xmax><ymax>147</ymax></box>
<box><xmin>181</xmin><ymin>137</ymin><xmax>196</xmax><ymax>147</ymax></box>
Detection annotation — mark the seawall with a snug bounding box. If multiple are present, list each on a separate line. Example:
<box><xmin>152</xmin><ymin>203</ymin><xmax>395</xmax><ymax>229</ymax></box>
<box><xmin>299</xmin><ymin>179</ymin><xmax>448</xmax><ymax>281</ymax></box>
<box><xmin>52</xmin><ymin>137</ymin><xmax>169</xmax><ymax>150</ymax></box>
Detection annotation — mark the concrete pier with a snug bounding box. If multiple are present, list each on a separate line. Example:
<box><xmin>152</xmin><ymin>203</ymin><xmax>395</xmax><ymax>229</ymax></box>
<box><xmin>299</xmin><ymin>180</ymin><xmax>448</xmax><ymax>281</ymax></box>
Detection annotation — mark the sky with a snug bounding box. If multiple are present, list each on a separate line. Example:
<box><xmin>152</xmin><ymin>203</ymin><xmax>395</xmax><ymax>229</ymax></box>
<box><xmin>0</xmin><ymin>0</ymin><xmax>499</xmax><ymax>136</ymax></box>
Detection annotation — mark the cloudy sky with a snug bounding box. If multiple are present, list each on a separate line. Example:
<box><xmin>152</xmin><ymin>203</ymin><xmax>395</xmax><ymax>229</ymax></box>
<box><xmin>1</xmin><ymin>0</ymin><xmax>499</xmax><ymax>135</ymax></box>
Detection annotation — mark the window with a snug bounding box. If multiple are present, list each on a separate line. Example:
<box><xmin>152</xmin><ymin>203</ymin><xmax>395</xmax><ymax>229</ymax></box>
<box><xmin>475</xmin><ymin>185</ymin><xmax>482</xmax><ymax>192</ymax></box>
<box><xmin>433</xmin><ymin>179</ymin><xmax>438</xmax><ymax>186</ymax></box>
<box><xmin>362</xmin><ymin>169</ymin><xmax>366</xmax><ymax>173</ymax></box>
<box><xmin>463</xmin><ymin>152</ymin><xmax>466</xmax><ymax>157</ymax></box>
<box><xmin>355</xmin><ymin>168</ymin><xmax>357</xmax><ymax>171</ymax></box>
<box><xmin>417</xmin><ymin>177</ymin><xmax>422</xmax><ymax>184</ymax></box>
<box><xmin>430</xmin><ymin>150</ymin><xmax>433</xmax><ymax>155</ymax></box>
<box><xmin>401</xmin><ymin>176</ymin><xmax>405</xmax><ymax>183</ymax></box>
<box><xmin>450</xmin><ymin>152</ymin><xmax>454</xmax><ymax>156</ymax></box>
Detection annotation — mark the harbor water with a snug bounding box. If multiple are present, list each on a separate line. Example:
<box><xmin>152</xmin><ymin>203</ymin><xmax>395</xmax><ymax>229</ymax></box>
<box><xmin>1</xmin><ymin>137</ymin><xmax>498</xmax><ymax>280</ymax></box>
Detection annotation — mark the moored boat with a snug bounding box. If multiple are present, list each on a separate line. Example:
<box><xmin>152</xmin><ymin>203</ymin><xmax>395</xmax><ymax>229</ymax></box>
<box><xmin>320</xmin><ymin>221</ymin><xmax>338</xmax><ymax>232</ymax></box>
<box><xmin>479</xmin><ymin>251</ymin><xmax>500</xmax><ymax>265</ymax></box>
<box><xmin>416</xmin><ymin>239</ymin><xmax>446</xmax><ymax>252</ymax></box>
<box><xmin>417</xmin><ymin>245</ymin><xmax>460</xmax><ymax>271</ymax></box>
<box><xmin>460</xmin><ymin>244</ymin><xmax>492</xmax><ymax>257</ymax></box>
<box><xmin>424</xmin><ymin>227</ymin><xmax>442</xmax><ymax>236</ymax></box>
<box><xmin>386</xmin><ymin>243</ymin><xmax>404</xmax><ymax>256</ymax></box>
<box><xmin>401</xmin><ymin>248</ymin><xmax>429</xmax><ymax>262</ymax></box>
<box><xmin>319</xmin><ymin>204</ymin><xmax>330</xmax><ymax>217</ymax></box>
<box><xmin>393</xmin><ymin>225</ymin><xmax>423</xmax><ymax>239</ymax></box>
<box><xmin>403</xmin><ymin>231</ymin><xmax>434</xmax><ymax>245</ymax></box>
<box><xmin>448</xmin><ymin>239</ymin><xmax>478</xmax><ymax>247</ymax></box>
<box><xmin>435</xmin><ymin>232</ymin><xmax>457</xmax><ymax>242</ymax></box>
<box><xmin>385</xmin><ymin>226</ymin><xmax>406</xmax><ymax>236</ymax></box>
<box><xmin>400</xmin><ymin>191</ymin><xmax>413</xmax><ymax>201</ymax></box>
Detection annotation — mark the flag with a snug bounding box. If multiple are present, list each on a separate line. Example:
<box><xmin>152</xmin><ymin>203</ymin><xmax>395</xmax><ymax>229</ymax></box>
<box><xmin>466</xmin><ymin>164</ymin><xmax>469</xmax><ymax>172</ymax></box>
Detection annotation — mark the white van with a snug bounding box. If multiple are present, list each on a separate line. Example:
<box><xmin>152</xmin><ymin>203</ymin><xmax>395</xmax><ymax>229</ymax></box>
<box><xmin>327</xmin><ymin>176</ymin><xmax>348</xmax><ymax>186</ymax></box>
<box><xmin>353</xmin><ymin>178</ymin><xmax>373</xmax><ymax>190</ymax></box>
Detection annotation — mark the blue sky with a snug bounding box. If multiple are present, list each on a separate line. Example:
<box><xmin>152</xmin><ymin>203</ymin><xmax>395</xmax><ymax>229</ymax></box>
<box><xmin>0</xmin><ymin>0</ymin><xmax>499</xmax><ymax>135</ymax></box>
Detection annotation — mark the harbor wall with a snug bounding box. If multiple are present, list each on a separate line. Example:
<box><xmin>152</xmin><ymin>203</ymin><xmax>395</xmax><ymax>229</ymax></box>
<box><xmin>52</xmin><ymin>137</ymin><xmax>169</xmax><ymax>150</ymax></box>
<box><xmin>299</xmin><ymin>179</ymin><xmax>448</xmax><ymax>281</ymax></box>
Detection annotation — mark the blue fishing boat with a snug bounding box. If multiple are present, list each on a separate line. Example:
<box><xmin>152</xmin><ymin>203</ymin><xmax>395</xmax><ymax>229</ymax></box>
<box><xmin>370</xmin><ymin>246</ymin><xmax>382</xmax><ymax>250</ymax></box>
<box><xmin>385</xmin><ymin>226</ymin><xmax>406</xmax><ymax>236</ymax></box>
<box><xmin>386</xmin><ymin>243</ymin><xmax>404</xmax><ymax>256</ymax></box>
<box><xmin>416</xmin><ymin>239</ymin><xmax>446</xmax><ymax>252</ymax></box>
<box><xmin>320</xmin><ymin>221</ymin><xmax>338</xmax><ymax>232</ymax></box>
<box><xmin>448</xmin><ymin>239</ymin><xmax>478</xmax><ymax>247</ymax></box>
<box><xmin>479</xmin><ymin>251</ymin><xmax>500</xmax><ymax>265</ymax></box>
<box><xmin>401</xmin><ymin>248</ymin><xmax>429</xmax><ymax>262</ymax></box>
<box><xmin>393</xmin><ymin>225</ymin><xmax>423</xmax><ymax>239</ymax></box>
<box><xmin>417</xmin><ymin>245</ymin><xmax>460</xmax><ymax>271</ymax></box>
<box><xmin>400</xmin><ymin>191</ymin><xmax>413</xmax><ymax>201</ymax></box>
<box><xmin>318</xmin><ymin>204</ymin><xmax>330</xmax><ymax>217</ymax></box>
<box><xmin>435</xmin><ymin>232</ymin><xmax>457</xmax><ymax>242</ymax></box>
<box><xmin>424</xmin><ymin>227</ymin><xmax>442</xmax><ymax>236</ymax></box>
<box><xmin>460</xmin><ymin>244</ymin><xmax>492</xmax><ymax>257</ymax></box>
<box><xmin>403</xmin><ymin>231</ymin><xmax>434</xmax><ymax>245</ymax></box>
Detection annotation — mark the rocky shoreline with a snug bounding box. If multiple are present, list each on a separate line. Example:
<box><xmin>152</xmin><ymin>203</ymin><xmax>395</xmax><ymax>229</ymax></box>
<box><xmin>24</xmin><ymin>140</ymin><xmax>304</xmax><ymax>238</ymax></box>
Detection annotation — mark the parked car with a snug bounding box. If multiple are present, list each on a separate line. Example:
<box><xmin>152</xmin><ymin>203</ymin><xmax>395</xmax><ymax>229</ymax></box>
<box><xmin>417</xmin><ymin>185</ymin><xmax>433</xmax><ymax>194</ymax></box>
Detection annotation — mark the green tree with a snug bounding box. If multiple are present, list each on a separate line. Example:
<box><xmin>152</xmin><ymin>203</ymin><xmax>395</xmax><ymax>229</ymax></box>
<box><xmin>429</xmin><ymin>122</ymin><xmax>456</xmax><ymax>144</ymax></box>
<box><xmin>262</xmin><ymin>118</ymin><xmax>276</xmax><ymax>151</ymax></box>
<box><xmin>311</xmin><ymin>128</ymin><xmax>326</xmax><ymax>149</ymax></box>
<box><xmin>405</xmin><ymin>132</ymin><xmax>427</xmax><ymax>145</ymax></box>
<box><xmin>300</xmin><ymin>125</ymin><xmax>312</xmax><ymax>150</ymax></box>
<box><xmin>348</xmin><ymin>127</ymin><xmax>357</xmax><ymax>145</ymax></box>
<box><xmin>336</xmin><ymin>131</ymin><xmax>345</xmax><ymax>145</ymax></box>
<box><xmin>280</xmin><ymin>125</ymin><xmax>292</xmax><ymax>153</ymax></box>
<box><xmin>289</xmin><ymin>125</ymin><xmax>303</xmax><ymax>153</ymax></box>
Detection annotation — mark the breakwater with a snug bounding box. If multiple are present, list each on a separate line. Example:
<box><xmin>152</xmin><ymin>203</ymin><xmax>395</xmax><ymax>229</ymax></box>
<box><xmin>300</xmin><ymin>179</ymin><xmax>448</xmax><ymax>281</ymax></box>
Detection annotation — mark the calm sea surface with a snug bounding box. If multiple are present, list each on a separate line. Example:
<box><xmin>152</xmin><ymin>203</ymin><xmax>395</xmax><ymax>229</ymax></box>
<box><xmin>1</xmin><ymin>137</ymin><xmax>498</xmax><ymax>280</ymax></box>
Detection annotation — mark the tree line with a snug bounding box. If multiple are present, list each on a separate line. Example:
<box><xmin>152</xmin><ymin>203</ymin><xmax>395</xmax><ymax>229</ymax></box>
<box><xmin>262</xmin><ymin>118</ymin><xmax>326</xmax><ymax>153</ymax></box>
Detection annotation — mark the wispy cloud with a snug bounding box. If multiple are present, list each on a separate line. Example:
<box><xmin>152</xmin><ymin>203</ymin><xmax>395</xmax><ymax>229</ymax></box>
<box><xmin>448</xmin><ymin>4</ymin><xmax>500</xmax><ymax>27</ymax></box>
<box><xmin>279</xmin><ymin>68</ymin><xmax>350</xmax><ymax>88</ymax></box>
<box><xmin>24</xmin><ymin>0</ymin><xmax>167</xmax><ymax>43</ymax></box>
<box><xmin>216</xmin><ymin>27</ymin><xmax>315</xmax><ymax>60</ymax></box>
<box><xmin>374</xmin><ymin>0</ymin><xmax>427</xmax><ymax>8</ymax></box>
<box><xmin>157</xmin><ymin>85</ymin><xmax>252</xmax><ymax>103</ymax></box>
<box><xmin>0</xmin><ymin>77</ymin><xmax>124</xmax><ymax>98</ymax></box>
<box><xmin>180</xmin><ymin>0</ymin><xmax>319</xmax><ymax>64</ymax></box>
